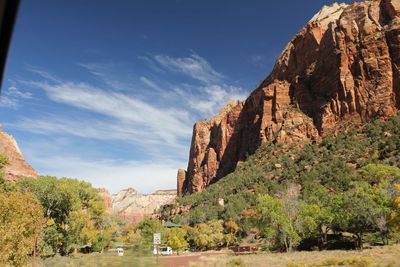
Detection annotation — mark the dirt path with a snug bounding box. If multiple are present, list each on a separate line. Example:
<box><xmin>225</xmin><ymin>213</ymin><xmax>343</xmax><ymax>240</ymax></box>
<box><xmin>160</xmin><ymin>251</ymin><xmax>227</xmax><ymax>267</ymax></box>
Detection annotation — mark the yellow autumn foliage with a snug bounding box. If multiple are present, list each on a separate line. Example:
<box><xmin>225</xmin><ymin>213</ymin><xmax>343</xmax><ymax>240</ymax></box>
<box><xmin>0</xmin><ymin>191</ymin><xmax>43</xmax><ymax>267</ymax></box>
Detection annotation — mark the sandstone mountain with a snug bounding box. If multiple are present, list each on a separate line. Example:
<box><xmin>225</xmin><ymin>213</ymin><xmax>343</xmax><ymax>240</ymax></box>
<box><xmin>178</xmin><ymin>0</ymin><xmax>400</xmax><ymax>195</ymax></box>
<box><xmin>109</xmin><ymin>188</ymin><xmax>176</xmax><ymax>223</ymax></box>
<box><xmin>0</xmin><ymin>125</ymin><xmax>37</xmax><ymax>180</ymax></box>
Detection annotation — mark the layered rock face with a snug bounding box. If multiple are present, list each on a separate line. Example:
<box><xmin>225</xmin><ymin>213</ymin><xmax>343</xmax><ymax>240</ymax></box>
<box><xmin>98</xmin><ymin>188</ymin><xmax>113</xmax><ymax>213</ymax></box>
<box><xmin>111</xmin><ymin>188</ymin><xmax>176</xmax><ymax>223</ymax></box>
<box><xmin>178</xmin><ymin>0</ymin><xmax>400</xmax><ymax>195</ymax></box>
<box><xmin>0</xmin><ymin>125</ymin><xmax>37</xmax><ymax>180</ymax></box>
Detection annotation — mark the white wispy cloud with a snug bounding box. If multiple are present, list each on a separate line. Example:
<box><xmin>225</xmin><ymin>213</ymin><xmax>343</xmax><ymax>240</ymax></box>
<box><xmin>0</xmin><ymin>82</ymin><xmax>33</xmax><ymax>108</ymax></box>
<box><xmin>41</xmin><ymin>157</ymin><xmax>180</xmax><ymax>194</ymax></box>
<box><xmin>25</xmin><ymin>65</ymin><xmax>61</xmax><ymax>83</ymax></box>
<box><xmin>79</xmin><ymin>62</ymin><xmax>133</xmax><ymax>91</ymax></box>
<box><xmin>8</xmin><ymin>115</ymin><xmax>189</xmax><ymax>158</ymax></box>
<box><xmin>20</xmin><ymin>139</ymin><xmax>181</xmax><ymax>194</ymax></box>
<box><xmin>153</xmin><ymin>54</ymin><xmax>224</xmax><ymax>84</ymax></box>
<box><xmin>137</xmin><ymin>75</ymin><xmax>246</xmax><ymax>117</ymax></box>
<box><xmin>7</xmin><ymin>86</ymin><xmax>33</xmax><ymax>99</ymax></box>
<box><xmin>9</xmin><ymin>53</ymin><xmax>249</xmax><ymax>193</ymax></box>
<box><xmin>137</xmin><ymin>55</ymin><xmax>165</xmax><ymax>73</ymax></box>
<box><xmin>250</xmin><ymin>55</ymin><xmax>267</xmax><ymax>68</ymax></box>
<box><xmin>21</xmin><ymin>80</ymin><xmax>193</xmax><ymax>149</ymax></box>
<box><xmin>139</xmin><ymin>76</ymin><xmax>163</xmax><ymax>93</ymax></box>
<box><xmin>173</xmin><ymin>84</ymin><xmax>246</xmax><ymax>116</ymax></box>
<box><xmin>0</xmin><ymin>95</ymin><xmax>18</xmax><ymax>108</ymax></box>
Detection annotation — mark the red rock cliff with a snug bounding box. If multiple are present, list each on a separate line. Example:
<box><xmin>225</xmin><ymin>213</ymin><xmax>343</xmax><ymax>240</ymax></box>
<box><xmin>178</xmin><ymin>0</ymin><xmax>400</xmax><ymax>195</ymax></box>
<box><xmin>0</xmin><ymin>125</ymin><xmax>38</xmax><ymax>181</ymax></box>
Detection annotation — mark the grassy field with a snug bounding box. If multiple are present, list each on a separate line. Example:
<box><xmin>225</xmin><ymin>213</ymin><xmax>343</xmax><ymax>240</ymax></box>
<box><xmin>40</xmin><ymin>249</ymin><xmax>163</xmax><ymax>267</ymax></box>
<box><xmin>38</xmin><ymin>245</ymin><xmax>400</xmax><ymax>267</ymax></box>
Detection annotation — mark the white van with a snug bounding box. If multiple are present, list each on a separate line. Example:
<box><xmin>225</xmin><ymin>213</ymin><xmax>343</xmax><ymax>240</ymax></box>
<box><xmin>159</xmin><ymin>246</ymin><xmax>173</xmax><ymax>256</ymax></box>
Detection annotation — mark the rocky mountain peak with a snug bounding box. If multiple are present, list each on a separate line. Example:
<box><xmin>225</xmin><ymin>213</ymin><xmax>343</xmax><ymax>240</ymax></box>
<box><xmin>178</xmin><ymin>0</ymin><xmax>400</xmax><ymax>195</ymax></box>
<box><xmin>309</xmin><ymin>3</ymin><xmax>348</xmax><ymax>28</ymax></box>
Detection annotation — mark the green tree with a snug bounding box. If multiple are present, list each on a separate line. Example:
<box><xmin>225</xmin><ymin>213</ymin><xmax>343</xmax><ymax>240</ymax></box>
<box><xmin>360</xmin><ymin>164</ymin><xmax>400</xmax><ymax>185</ymax></box>
<box><xmin>16</xmin><ymin>176</ymin><xmax>80</xmax><ymax>224</ymax></box>
<box><xmin>40</xmin><ymin>223</ymin><xmax>63</xmax><ymax>257</ymax></box>
<box><xmin>16</xmin><ymin>176</ymin><xmax>109</xmax><ymax>255</ymax></box>
<box><xmin>224</xmin><ymin>220</ymin><xmax>240</xmax><ymax>246</ymax></box>
<box><xmin>389</xmin><ymin>183</ymin><xmax>400</xmax><ymax>241</ymax></box>
<box><xmin>331</xmin><ymin>182</ymin><xmax>390</xmax><ymax>249</ymax></box>
<box><xmin>187</xmin><ymin>220</ymin><xmax>225</xmax><ymax>250</ymax></box>
<box><xmin>164</xmin><ymin>227</ymin><xmax>188</xmax><ymax>253</ymax></box>
<box><xmin>256</xmin><ymin>194</ymin><xmax>300</xmax><ymax>251</ymax></box>
<box><xmin>297</xmin><ymin>201</ymin><xmax>334</xmax><ymax>245</ymax></box>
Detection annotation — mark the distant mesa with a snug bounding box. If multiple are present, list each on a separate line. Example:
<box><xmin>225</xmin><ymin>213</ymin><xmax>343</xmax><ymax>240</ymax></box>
<box><xmin>0</xmin><ymin>124</ymin><xmax>38</xmax><ymax>180</ymax></box>
<box><xmin>177</xmin><ymin>0</ymin><xmax>400</xmax><ymax>195</ymax></box>
<box><xmin>100</xmin><ymin>187</ymin><xmax>177</xmax><ymax>224</ymax></box>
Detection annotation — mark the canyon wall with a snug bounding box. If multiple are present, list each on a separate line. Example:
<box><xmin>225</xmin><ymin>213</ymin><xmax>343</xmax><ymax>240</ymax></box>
<box><xmin>178</xmin><ymin>0</ymin><xmax>400</xmax><ymax>195</ymax></box>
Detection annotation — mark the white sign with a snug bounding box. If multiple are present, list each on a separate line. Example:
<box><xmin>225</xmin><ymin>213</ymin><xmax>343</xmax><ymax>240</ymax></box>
<box><xmin>153</xmin><ymin>233</ymin><xmax>161</xmax><ymax>245</ymax></box>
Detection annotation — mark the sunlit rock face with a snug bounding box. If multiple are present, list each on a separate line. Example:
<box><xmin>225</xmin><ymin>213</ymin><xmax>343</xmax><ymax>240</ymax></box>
<box><xmin>0</xmin><ymin>125</ymin><xmax>38</xmax><ymax>181</ymax></box>
<box><xmin>178</xmin><ymin>0</ymin><xmax>400</xmax><ymax>195</ymax></box>
<box><xmin>98</xmin><ymin>188</ymin><xmax>113</xmax><ymax>213</ymax></box>
<box><xmin>111</xmin><ymin>188</ymin><xmax>176</xmax><ymax>224</ymax></box>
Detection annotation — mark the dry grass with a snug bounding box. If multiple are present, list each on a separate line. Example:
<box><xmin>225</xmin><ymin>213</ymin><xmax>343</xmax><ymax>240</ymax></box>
<box><xmin>188</xmin><ymin>245</ymin><xmax>400</xmax><ymax>267</ymax></box>
<box><xmin>40</xmin><ymin>250</ymin><xmax>162</xmax><ymax>267</ymax></box>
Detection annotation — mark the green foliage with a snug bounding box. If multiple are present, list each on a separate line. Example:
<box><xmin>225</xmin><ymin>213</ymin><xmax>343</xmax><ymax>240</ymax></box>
<box><xmin>14</xmin><ymin>176</ymin><xmax>110</xmax><ymax>255</ymax></box>
<box><xmin>118</xmin><ymin>218</ymin><xmax>163</xmax><ymax>252</ymax></box>
<box><xmin>160</xmin><ymin>114</ymin><xmax>400</xmax><ymax>251</ymax></box>
<box><xmin>0</xmin><ymin>191</ymin><xmax>44</xmax><ymax>266</ymax></box>
<box><xmin>187</xmin><ymin>220</ymin><xmax>226</xmax><ymax>250</ymax></box>
<box><xmin>227</xmin><ymin>257</ymin><xmax>247</xmax><ymax>267</ymax></box>
<box><xmin>360</xmin><ymin>163</ymin><xmax>400</xmax><ymax>185</ymax></box>
<box><xmin>163</xmin><ymin>227</ymin><xmax>188</xmax><ymax>252</ymax></box>
<box><xmin>0</xmin><ymin>155</ymin><xmax>14</xmax><ymax>192</ymax></box>
<box><xmin>256</xmin><ymin>194</ymin><xmax>300</xmax><ymax>251</ymax></box>
<box><xmin>330</xmin><ymin>181</ymin><xmax>391</xmax><ymax>249</ymax></box>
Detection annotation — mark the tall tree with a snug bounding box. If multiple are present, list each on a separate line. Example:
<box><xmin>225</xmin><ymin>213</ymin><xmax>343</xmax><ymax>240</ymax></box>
<box><xmin>256</xmin><ymin>194</ymin><xmax>300</xmax><ymax>251</ymax></box>
<box><xmin>0</xmin><ymin>191</ymin><xmax>43</xmax><ymax>266</ymax></box>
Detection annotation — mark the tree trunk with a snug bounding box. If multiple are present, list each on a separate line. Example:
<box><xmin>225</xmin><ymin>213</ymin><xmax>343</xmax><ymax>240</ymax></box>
<box><xmin>32</xmin><ymin>235</ymin><xmax>38</xmax><ymax>267</ymax></box>
<box><xmin>357</xmin><ymin>233</ymin><xmax>363</xmax><ymax>250</ymax></box>
<box><xmin>283</xmin><ymin>237</ymin><xmax>289</xmax><ymax>252</ymax></box>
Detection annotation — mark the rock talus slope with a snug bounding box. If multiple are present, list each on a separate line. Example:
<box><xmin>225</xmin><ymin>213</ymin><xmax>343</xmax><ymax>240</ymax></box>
<box><xmin>178</xmin><ymin>0</ymin><xmax>400</xmax><ymax>195</ymax></box>
<box><xmin>0</xmin><ymin>125</ymin><xmax>37</xmax><ymax>180</ymax></box>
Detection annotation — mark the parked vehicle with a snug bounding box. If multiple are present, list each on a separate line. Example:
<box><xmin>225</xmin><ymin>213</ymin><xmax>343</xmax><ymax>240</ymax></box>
<box><xmin>116</xmin><ymin>247</ymin><xmax>124</xmax><ymax>256</ymax></box>
<box><xmin>159</xmin><ymin>246</ymin><xmax>173</xmax><ymax>256</ymax></box>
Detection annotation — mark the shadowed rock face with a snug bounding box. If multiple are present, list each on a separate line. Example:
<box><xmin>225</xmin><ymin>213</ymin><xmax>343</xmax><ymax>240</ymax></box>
<box><xmin>0</xmin><ymin>125</ymin><xmax>37</xmax><ymax>180</ymax></box>
<box><xmin>178</xmin><ymin>0</ymin><xmax>400</xmax><ymax>195</ymax></box>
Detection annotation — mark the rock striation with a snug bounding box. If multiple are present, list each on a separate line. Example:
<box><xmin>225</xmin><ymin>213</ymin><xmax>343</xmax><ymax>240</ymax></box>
<box><xmin>178</xmin><ymin>0</ymin><xmax>400</xmax><ymax>195</ymax></box>
<box><xmin>0</xmin><ymin>125</ymin><xmax>37</xmax><ymax>180</ymax></box>
<box><xmin>111</xmin><ymin>188</ymin><xmax>176</xmax><ymax>223</ymax></box>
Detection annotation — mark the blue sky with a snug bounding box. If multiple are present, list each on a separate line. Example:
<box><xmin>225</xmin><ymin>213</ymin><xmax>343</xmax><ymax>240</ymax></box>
<box><xmin>0</xmin><ymin>0</ymin><xmax>354</xmax><ymax>194</ymax></box>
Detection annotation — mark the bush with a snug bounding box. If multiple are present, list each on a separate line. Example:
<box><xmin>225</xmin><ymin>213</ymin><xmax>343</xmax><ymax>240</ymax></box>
<box><xmin>227</xmin><ymin>257</ymin><xmax>247</xmax><ymax>267</ymax></box>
